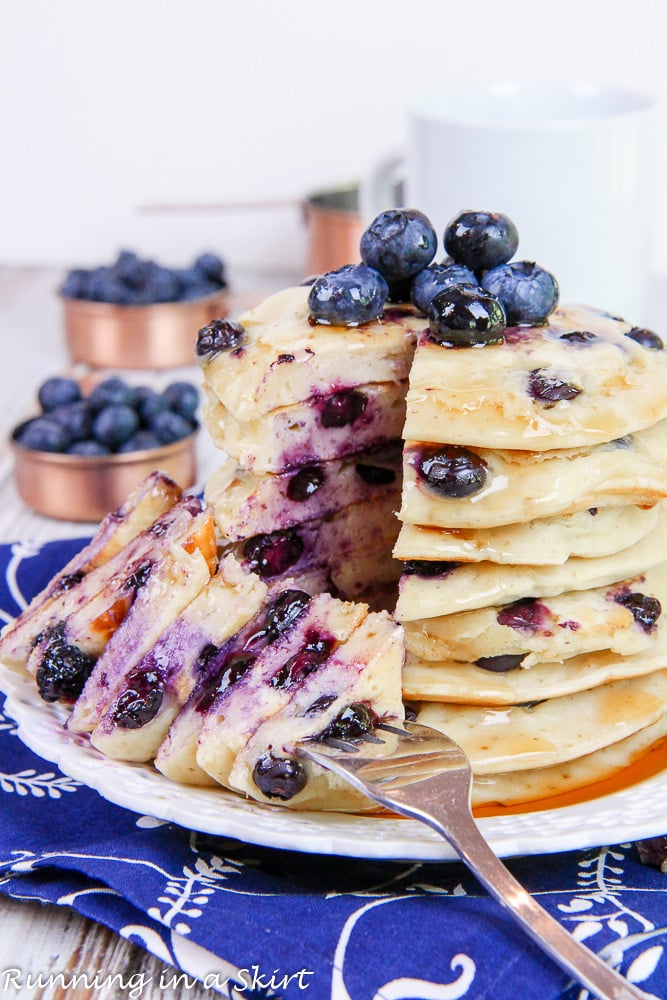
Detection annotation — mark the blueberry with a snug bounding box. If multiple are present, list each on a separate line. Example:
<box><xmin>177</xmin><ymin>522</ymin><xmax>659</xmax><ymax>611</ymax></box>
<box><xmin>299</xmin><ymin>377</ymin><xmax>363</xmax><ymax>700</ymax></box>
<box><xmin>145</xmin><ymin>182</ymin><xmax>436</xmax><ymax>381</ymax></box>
<box><xmin>17</xmin><ymin>417</ymin><xmax>70</xmax><ymax>453</ymax></box>
<box><xmin>112</xmin><ymin>671</ymin><xmax>163</xmax><ymax>729</ymax></box>
<box><xmin>163</xmin><ymin>381</ymin><xmax>199</xmax><ymax>420</ymax></box>
<box><xmin>138</xmin><ymin>389</ymin><xmax>171</xmax><ymax>425</ymax></box>
<box><xmin>89</xmin><ymin>377</ymin><xmax>135</xmax><ymax>411</ymax></box>
<box><xmin>427</xmin><ymin>286</ymin><xmax>506</xmax><ymax>348</ymax></box>
<box><xmin>317</xmin><ymin>702</ymin><xmax>377</xmax><ymax>744</ymax></box>
<box><xmin>37</xmin><ymin>376</ymin><xmax>82</xmax><ymax>412</ymax></box>
<box><xmin>270</xmin><ymin>632</ymin><xmax>334</xmax><ymax>689</ymax></box>
<box><xmin>117</xmin><ymin>431</ymin><xmax>162</xmax><ymax>453</ymax></box>
<box><xmin>559</xmin><ymin>330</ymin><xmax>598</xmax><ymax>345</ymax></box>
<box><xmin>180</xmin><ymin>280</ymin><xmax>221</xmax><ymax>301</ymax></box>
<box><xmin>262</xmin><ymin>590</ymin><xmax>311</xmax><ymax>641</ymax></box>
<box><xmin>308</xmin><ymin>264</ymin><xmax>388</xmax><ymax>326</ymax></box>
<box><xmin>151</xmin><ymin>410</ymin><xmax>195</xmax><ymax>444</ymax></box>
<box><xmin>528</xmin><ymin>369</ymin><xmax>581</xmax><ymax>405</ymax></box>
<box><xmin>625</xmin><ymin>327</ymin><xmax>664</xmax><ymax>350</ymax></box>
<box><xmin>615</xmin><ymin>592</ymin><xmax>661</xmax><ymax>632</ymax></box>
<box><xmin>49</xmin><ymin>401</ymin><xmax>93</xmax><ymax>442</ymax></box>
<box><xmin>196</xmin><ymin>318</ymin><xmax>245</xmax><ymax>358</ymax></box>
<box><xmin>360</xmin><ymin>209</ymin><xmax>437</xmax><ymax>280</ymax></box>
<box><xmin>417</xmin><ymin>445</ymin><xmax>489</xmax><ymax>498</ymax></box>
<box><xmin>402</xmin><ymin>560</ymin><xmax>459</xmax><ymax>577</ymax></box>
<box><xmin>411</xmin><ymin>263</ymin><xmax>478</xmax><ymax>314</ymax></box>
<box><xmin>68</xmin><ymin>440</ymin><xmax>111</xmax><ymax>456</ymax></box>
<box><xmin>113</xmin><ymin>250</ymin><xmax>146</xmax><ymax>289</ymax></box>
<box><xmin>193</xmin><ymin>252</ymin><xmax>227</xmax><ymax>286</ymax></box>
<box><xmin>482</xmin><ymin>261</ymin><xmax>559</xmax><ymax>325</ymax></box>
<box><xmin>35</xmin><ymin>624</ymin><xmax>96</xmax><ymax>703</ymax></box>
<box><xmin>144</xmin><ymin>265</ymin><xmax>181</xmax><ymax>303</ymax></box>
<box><xmin>474</xmin><ymin>654</ymin><xmax>528</xmax><ymax>672</ymax></box>
<box><xmin>287</xmin><ymin>465</ymin><xmax>325</xmax><ymax>502</ymax></box>
<box><xmin>92</xmin><ymin>404</ymin><xmax>140</xmax><ymax>450</ymax></box>
<box><xmin>252</xmin><ymin>753</ymin><xmax>307</xmax><ymax>800</ymax></box>
<box><xmin>59</xmin><ymin>269</ymin><xmax>90</xmax><ymax>299</ymax></box>
<box><xmin>444</xmin><ymin>210</ymin><xmax>519</xmax><ymax>271</ymax></box>
<box><xmin>242</xmin><ymin>529</ymin><xmax>304</xmax><ymax>578</ymax></box>
<box><xmin>320</xmin><ymin>389</ymin><xmax>367</xmax><ymax>428</ymax></box>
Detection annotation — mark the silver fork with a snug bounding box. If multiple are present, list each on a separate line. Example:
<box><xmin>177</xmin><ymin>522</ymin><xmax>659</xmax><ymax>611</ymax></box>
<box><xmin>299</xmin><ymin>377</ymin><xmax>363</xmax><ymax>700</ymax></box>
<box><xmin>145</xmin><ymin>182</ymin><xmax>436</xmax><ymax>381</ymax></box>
<box><xmin>298</xmin><ymin>720</ymin><xmax>652</xmax><ymax>1000</ymax></box>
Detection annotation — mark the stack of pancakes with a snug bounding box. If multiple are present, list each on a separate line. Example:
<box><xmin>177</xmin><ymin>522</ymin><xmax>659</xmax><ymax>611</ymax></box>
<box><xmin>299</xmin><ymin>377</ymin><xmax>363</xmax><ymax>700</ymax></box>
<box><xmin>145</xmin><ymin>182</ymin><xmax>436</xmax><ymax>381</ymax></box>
<box><xmin>395</xmin><ymin>304</ymin><xmax>667</xmax><ymax>805</ymax></box>
<box><xmin>200</xmin><ymin>287</ymin><xmax>420</xmax><ymax>608</ymax></box>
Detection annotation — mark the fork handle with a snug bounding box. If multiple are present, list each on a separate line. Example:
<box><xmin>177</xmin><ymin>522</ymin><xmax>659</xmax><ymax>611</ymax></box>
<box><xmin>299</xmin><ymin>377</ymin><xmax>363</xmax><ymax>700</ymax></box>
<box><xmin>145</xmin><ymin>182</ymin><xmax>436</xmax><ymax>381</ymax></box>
<box><xmin>419</xmin><ymin>804</ymin><xmax>651</xmax><ymax>1000</ymax></box>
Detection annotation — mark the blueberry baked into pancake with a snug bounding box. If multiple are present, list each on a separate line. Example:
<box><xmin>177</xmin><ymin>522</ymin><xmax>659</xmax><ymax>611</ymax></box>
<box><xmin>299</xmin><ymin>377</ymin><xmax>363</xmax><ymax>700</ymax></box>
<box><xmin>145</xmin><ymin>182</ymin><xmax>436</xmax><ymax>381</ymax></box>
<box><xmin>4</xmin><ymin>206</ymin><xmax>667</xmax><ymax>815</ymax></box>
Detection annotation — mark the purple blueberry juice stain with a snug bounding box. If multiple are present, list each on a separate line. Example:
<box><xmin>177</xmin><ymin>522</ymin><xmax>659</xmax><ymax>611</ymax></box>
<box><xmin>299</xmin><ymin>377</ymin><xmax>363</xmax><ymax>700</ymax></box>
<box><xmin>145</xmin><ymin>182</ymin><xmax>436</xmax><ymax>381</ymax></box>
<box><xmin>559</xmin><ymin>330</ymin><xmax>598</xmax><ymax>345</ymax></box>
<box><xmin>496</xmin><ymin>598</ymin><xmax>552</xmax><ymax>634</ymax></box>
<box><xmin>270</xmin><ymin>631</ymin><xmax>334</xmax><ymax>689</ymax></box>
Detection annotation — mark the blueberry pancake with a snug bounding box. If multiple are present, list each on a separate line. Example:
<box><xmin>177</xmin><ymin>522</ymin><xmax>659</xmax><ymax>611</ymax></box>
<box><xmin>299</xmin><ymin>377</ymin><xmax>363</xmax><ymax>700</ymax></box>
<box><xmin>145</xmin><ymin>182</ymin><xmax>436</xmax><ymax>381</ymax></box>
<box><xmin>394</xmin><ymin>505</ymin><xmax>658</xmax><ymax>567</ymax></box>
<box><xmin>90</xmin><ymin>556</ymin><xmax>268</xmax><ymax>761</ymax></box>
<box><xmin>395</xmin><ymin>510</ymin><xmax>667</xmax><ymax>621</ymax></box>
<box><xmin>194</xmin><ymin>592</ymin><xmax>368</xmax><ymax>788</ymax></box>
<box><xmin>0</xmin><ymin>471</ymin><xmax>182</xmax><ymax>670</ymax></box>
<box><xmin>203</xmin><ymin>381</ymin><xmax>407</xmax><ymax>474</ymax></box>
<box><xmin>198</xmin><ymin>285</ymin><xmax>418</xmax><ymax>419</ymax></box>
<box><xmin>471</xmin><ymin>710</ymin><xmax>667</xmax><ymax>807</ymax></box>
<box><xmin>205</xmin><ymin>442</ymin><xmax>401</xmax><ymax>542</ymax></box>
<box><xmin>399</xmin><ymin>421</ymin><xmax>667</xmax><ymax>531</ymax></box>
<box><xmin>405</xmin><ymin>305</ymin><xmax>667</xmax><ymax>451</ymax></box>
<box><xmin>403</xmin><ymin>565</ymin><xmax>666</xmax><ymax>668</ymax></box>
<box><xmin>66</xmin><ymin>503</ymin><xmax>216</xmax><ymax>731</ymax></box>
<box><xmin>226</xmin><ymin>611</ymin><xmax>404</xmax><ymax>811</ymax></box>
<box><xmin>415</xmin><ymin>669</ymin><xmax>667</xmax><ymax>774</ymax></box>
<box><xmin>403</xmin><ymin>630</ymin><xmax>667</xmax><ymax>705</ymax></box>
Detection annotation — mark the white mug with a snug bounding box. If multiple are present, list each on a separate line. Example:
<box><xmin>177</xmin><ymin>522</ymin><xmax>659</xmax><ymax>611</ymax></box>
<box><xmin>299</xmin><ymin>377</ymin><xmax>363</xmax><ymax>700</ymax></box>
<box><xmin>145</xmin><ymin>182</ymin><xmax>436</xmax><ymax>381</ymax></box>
<box><xmin>362</xmin><ymin>83</ymin><xmax>658</xmax><ymax>323</ymax></box>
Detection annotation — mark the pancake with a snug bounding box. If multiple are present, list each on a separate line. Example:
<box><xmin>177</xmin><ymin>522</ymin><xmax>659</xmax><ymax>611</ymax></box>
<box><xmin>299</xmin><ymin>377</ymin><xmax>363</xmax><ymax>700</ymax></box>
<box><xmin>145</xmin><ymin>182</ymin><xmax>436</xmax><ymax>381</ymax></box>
<box><xmin>203</xmin><ymin>381</ymin><xmax>407</xmax><ymax>474</ymax></box>
<box><xmin>395</xmin><ymin>510</ymin><xmax>667</xmax><ymax>621</ymax></box>
<box><xmin>415</xmin><ymin>668</ymin><xmax>667</xmax><ymax>773</ymax></box>
<box><xmin>399</xmin><ymin>421</ymin><xmax>667</xmax><ymax>530</ymax></box>
<box><xmin>393</xmin><ymin>505</ymin><xmax>659</xmax><ymax>567</ymax></box>
<box><xmin>471</xmin><ymin>710</ymin><xmax>667</xmax><ymax>808</ymax></box>
<box><xmin>402</xmin><ymin>564</ymin><xmax>666</xmax><ymax>667</ymax></box>
<box><xmin>405</xmin><ymin>305</ymin><xmax>667</xmax><ymax>451</ymax></box>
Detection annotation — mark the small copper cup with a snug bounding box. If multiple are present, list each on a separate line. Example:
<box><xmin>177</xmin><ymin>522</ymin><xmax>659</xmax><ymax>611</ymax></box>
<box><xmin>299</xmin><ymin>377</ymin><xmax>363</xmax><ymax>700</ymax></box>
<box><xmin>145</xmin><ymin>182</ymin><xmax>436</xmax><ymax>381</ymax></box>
<box><xmin>62</xmin><ymin>291</ymin><xmax>228</xmax><ymax>369</ymax></box>
<box><xmin>11</xmin><ymin>432</ymin><xmax>198</xmax><ymax>522</ymax></box>
<box><xmin>304</xmin><ymin>186</ymin><xmax>364</xmax><ymax>275</ymax></box>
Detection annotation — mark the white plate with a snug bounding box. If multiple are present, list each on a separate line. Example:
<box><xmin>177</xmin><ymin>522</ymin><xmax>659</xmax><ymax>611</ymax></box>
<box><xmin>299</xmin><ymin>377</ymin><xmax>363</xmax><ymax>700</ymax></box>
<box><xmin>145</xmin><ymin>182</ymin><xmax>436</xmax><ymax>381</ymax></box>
<box><xmin>3</xmin><ymin>663</ymin><xmax>667</xmax><ymax>862</ymax></box>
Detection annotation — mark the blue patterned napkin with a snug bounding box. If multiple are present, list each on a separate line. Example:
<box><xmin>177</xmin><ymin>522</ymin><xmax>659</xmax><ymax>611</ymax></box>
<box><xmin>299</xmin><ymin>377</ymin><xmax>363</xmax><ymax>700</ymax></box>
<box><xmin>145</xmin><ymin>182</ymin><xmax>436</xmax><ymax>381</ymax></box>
<box><xmin>1</xmin><ymin>537</ymin><xmax>667</xmax><ymax>1000</ymax></box>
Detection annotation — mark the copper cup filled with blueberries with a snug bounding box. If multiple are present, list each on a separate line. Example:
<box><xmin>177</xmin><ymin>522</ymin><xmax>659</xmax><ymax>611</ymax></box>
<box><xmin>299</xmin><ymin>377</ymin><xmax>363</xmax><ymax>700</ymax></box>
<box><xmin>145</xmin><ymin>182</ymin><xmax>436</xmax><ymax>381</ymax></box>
<box><xmin>10</xmin><ymin>375</ymin><xmax>199</xmax><ymax>521</ymax></box>
<box><xmin>60</xmin><ymin>250</ymin><xmax>229</xmax><ymax>369</ymax></box>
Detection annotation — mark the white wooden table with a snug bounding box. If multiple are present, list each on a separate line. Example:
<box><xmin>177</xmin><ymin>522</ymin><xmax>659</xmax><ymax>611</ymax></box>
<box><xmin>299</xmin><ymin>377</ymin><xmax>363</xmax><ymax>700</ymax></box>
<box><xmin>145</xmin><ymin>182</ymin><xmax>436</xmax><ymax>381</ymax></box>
<box><xmin>0</xmin><ymin>266</ymin><xmax>294</xmax><ymax>998</ymax></box>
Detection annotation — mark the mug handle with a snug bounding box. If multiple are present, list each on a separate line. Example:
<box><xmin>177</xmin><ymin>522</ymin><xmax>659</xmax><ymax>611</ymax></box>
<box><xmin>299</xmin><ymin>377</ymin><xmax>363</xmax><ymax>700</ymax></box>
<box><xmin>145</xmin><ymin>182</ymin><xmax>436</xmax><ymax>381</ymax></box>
<box><xmin>359</xmin><ymin>152</ymin><xmax>405</xmax><ymax>223</ymax></box>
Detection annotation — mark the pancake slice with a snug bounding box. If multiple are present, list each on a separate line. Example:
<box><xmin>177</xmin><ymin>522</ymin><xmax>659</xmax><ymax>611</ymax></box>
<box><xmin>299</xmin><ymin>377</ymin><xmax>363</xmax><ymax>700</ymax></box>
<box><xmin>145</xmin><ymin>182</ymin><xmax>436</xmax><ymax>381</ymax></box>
<box><xmin>89</xmin><ymin>556</ymin><xmax>268</xmax><ymax>762</ymax></box>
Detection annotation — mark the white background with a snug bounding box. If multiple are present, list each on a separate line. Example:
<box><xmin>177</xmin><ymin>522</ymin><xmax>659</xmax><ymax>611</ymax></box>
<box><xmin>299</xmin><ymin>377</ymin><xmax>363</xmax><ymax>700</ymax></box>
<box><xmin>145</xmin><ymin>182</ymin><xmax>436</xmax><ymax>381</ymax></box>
<box><xmin>2</xmin><ymin>0</ymin><xmax>667</xmax><ymax>283</ymax></box>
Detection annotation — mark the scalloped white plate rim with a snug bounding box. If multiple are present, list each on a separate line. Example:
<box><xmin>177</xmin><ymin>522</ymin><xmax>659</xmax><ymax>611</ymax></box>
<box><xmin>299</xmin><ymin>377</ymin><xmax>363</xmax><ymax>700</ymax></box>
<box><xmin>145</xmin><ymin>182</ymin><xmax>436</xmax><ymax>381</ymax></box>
<box><xmin>3</xmin><ymin>662</ymin><xmax>667</xmax><ymax>862</ymax></box>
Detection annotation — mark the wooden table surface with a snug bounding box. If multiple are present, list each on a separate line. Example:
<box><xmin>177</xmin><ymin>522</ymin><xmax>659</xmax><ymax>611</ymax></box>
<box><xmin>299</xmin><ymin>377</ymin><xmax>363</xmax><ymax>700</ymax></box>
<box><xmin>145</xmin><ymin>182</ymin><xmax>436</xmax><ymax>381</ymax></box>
<box><xmin>0</xmin><ymin>266</ymin><xmax>293</xmax><ymax>998</ymax></box>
